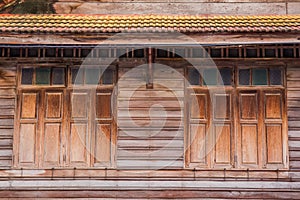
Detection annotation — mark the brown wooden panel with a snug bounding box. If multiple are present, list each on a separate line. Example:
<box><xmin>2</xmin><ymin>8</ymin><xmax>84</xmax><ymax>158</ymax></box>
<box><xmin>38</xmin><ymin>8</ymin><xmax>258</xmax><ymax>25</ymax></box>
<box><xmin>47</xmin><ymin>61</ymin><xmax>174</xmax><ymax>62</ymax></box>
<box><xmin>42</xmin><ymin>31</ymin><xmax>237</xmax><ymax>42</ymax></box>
<box><xmin>240</xmin><ymin>93</ymin><xmax>257</xmax><ymax>120</ymax></box>
<box><xmin>190</xmin><ymin>94</ymin><xmax>206</xmax><ymax>119</ymax></box>
<box><xmin>45</xmin><ymin>92</ymin><xmax>62</xmax><ymax>119</ymax></box>
<box><xmin>214</xmin><ymin>94</ymin><xmax>230</xmax><ymax>120</ymax></box>
<box><xmin>215</xmin><ymin>124</ymin><xmax>231</xmax><ymax>164</ymax></box>
<box><xmin>265</xmin><ymin>93</ymin><xmax>282</xmax><ymax>119</ymax></box>
<box><xmin>21</xmin><ymin>93</ymin><xmax>37</xmax><ymax>119</ymax></box>
<box><xmin>70</xmin><ymin>123</ymin><xmax>88</xmax><ymax>165</ymax></box>
<box><xmin>266</xmin><ymin>124</ymin><xmax>283</xmax><ymax>163</ymax></box>
<box><xmin>19</xmin><ymin>123</ymin><xmax>36</xmax><ymax>164</ymax></box>
<box><xmin>190</xmin><ymin>124</ymin><xmax>206</xmax><ymax>163</ymax></box>
<box><xmin>71</xmin><ymin>93</ymin><xmax>88</xmax><ymax>119</ymax></box>
<box><xmin>94</xmin><ymin>124</ymin><xmax>111</xmax><ymax>165</ymax></box>
<box><xmin>42</xmin><ymin>123</ymin><xmax>61</xmax><ymax>166</ymax></box>
<box><xmin>241</xmin><ymin>124</ymin><xmax>258</xmax><ymax>164</ymax></box>
<box><xmin>96</xmin><ymin>93</ymin><xmax>111</xmax><ymax>118</ymax></box>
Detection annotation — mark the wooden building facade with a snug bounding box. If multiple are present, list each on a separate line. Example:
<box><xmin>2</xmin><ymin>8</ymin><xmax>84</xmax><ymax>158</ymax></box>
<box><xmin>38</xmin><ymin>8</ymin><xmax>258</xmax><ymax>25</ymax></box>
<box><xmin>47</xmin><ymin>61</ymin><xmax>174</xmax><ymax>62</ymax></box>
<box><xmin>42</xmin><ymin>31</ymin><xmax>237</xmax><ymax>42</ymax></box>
<box><xmin>0</xmin><ymin>14</ymin><xmax>299</xmax><ymax>198</ymax></box>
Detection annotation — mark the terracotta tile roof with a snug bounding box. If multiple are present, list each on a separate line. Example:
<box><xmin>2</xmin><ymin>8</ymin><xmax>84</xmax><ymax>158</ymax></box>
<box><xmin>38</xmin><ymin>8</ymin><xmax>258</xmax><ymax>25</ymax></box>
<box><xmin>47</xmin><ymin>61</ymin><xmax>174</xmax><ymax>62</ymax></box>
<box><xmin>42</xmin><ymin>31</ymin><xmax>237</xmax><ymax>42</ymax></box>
<box><xmin>0</xmin><ymin>14</ymin><xmax>299</xmax><ymax>33</ymax></box>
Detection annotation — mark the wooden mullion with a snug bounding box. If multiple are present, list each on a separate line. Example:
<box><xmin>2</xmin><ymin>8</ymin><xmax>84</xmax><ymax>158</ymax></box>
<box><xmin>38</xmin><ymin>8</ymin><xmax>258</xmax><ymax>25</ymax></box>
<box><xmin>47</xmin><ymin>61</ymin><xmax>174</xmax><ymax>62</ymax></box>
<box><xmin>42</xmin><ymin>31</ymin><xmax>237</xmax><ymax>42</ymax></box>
<box><xmin>184</xmin><ymin>71</ymin><xmax>189</xmax><ymax>168</ymax></box>
<box><xmin>89</xmin><ymin>89</ymin><xmax>96</xmax><ymax>167</ymax></box>
<box><xmin>258</xmin><ymin>89</ymin><xmax>264</xmax><ymax>169</ymax></box>
<box><xmin>36</xmin><ymin>89</ymin><xmax>44</xmax><ymax>168</ymax></box>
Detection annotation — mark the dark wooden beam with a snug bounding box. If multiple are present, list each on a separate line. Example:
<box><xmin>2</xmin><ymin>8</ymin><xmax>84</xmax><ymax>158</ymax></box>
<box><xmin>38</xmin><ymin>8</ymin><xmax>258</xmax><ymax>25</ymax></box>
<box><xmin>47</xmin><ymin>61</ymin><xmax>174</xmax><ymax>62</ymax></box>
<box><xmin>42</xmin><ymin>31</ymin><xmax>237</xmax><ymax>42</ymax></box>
<box><xmin>146</xmin><ymin>47</ymin><xmax>153</xmax><ymax>89</ymax></box>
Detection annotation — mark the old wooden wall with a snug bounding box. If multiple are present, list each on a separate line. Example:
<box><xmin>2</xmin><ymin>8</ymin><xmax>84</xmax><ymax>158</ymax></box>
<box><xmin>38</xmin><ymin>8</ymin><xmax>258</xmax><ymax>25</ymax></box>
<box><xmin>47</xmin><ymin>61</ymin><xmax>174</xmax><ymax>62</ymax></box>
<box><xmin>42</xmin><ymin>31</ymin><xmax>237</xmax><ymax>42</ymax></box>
<box><xmin>1</xmin><ymin>0</ymin><xmax>299</xmax><ymax>14</ymax></box>
<box><xmin>0</xmin><ymin>54</ymin><xmax>299</xmax><ymax>198</ymax></box>
<box><xmin>287</xmin><ymin>64</ymin><xmax>300</xmax><ymax>173</ymax></box>
<box><xmin>52</xmin><ymin>0</ymin><xmax>300</xmax><ymax>15</ymax></box>
<box><xmin>117</xmin><ymin>64</ymin><xmax>184</xmax><ymax>169</ymax></box>
<box><xmin>0</xmin><ymin>61</ymin><xmax>15</xmax><ymax>168</ymax></box>
<box><xmin>0</xmin><ymin>57</ymin><xmax>299</xmax><ymax>171</ymax></box>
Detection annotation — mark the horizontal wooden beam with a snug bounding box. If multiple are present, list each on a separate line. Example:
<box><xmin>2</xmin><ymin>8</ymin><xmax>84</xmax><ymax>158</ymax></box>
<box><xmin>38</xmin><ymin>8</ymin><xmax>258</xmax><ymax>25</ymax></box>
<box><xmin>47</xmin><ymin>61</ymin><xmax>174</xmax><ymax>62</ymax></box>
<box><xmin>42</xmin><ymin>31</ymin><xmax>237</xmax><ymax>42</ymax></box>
<box><xmin>0</xmin><ymin>168</ymin><xmax>290</xmax><ymax>180</ymax></box>
<box><xmin>1</xmin><ymin>189</ymin><xmax>300</xmax><ymax>199</ymax></box>
<box><xmin>0</xmin><ymin>33</ymin><xmax>299</xmax><ymax>45</ymax></box>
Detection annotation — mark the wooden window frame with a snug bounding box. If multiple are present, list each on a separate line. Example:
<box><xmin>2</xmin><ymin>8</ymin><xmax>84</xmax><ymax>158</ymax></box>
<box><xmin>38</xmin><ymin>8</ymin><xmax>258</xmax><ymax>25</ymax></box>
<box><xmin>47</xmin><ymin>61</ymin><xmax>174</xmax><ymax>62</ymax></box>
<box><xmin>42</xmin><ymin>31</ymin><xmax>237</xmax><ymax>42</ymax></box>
<box><xmin>14</xmin><ymin>64</ymin><xmax>117</xmax><ymax>169</ymax></box>
<box><xmin>185</xmin><ymin>65</ymin><xmax>288</xmax><ymax>170</ymax></box>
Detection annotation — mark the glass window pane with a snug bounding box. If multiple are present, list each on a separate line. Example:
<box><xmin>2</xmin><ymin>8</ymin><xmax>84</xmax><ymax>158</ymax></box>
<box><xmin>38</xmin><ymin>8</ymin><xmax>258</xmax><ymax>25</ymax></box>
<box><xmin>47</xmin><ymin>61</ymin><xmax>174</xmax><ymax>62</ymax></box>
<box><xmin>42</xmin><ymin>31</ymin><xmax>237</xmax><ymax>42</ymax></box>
<box><xmin>102</xmin><ymin>68</ymin><xmax>114</xmax><ymax>85</ymax></box>
<box><xmin>219</xmin><ymin>68</ymin><xmax>232</xmax><ymax>85</ymax></box>
<box><xmin>52</xmin><ymin>68</ymin><xmax>65</xmax><ymax>85</ymax></box>
<box><xmin>270</xmin><ymin>68</ymin><xmax>282</xmax><ymax>85</ymax></box>
<box><xmin>36</xmin><ymin>68</ymin><xmax>50</xmax><ymax>85</ymax></box>
<box><xmin>252</xmin><ymin>68</ymin><xmax>267</xmax><ymax>85</ymax></box>
<box><xmin>239</xmin><ymin>69</ymin><xmax>250</xmax><ymax>85</ymax></box>
<box><xmin>21</xmin><ymin>68</ymin><xmax>33</xmax><ymax>85</ymax></box>
<box><xmin>203</xmin><ymin>69</ymin><xmax>217</xmax><ymax>85</ymax></box>
<box><xmin>85</xmin><ymin>68</ymin><xmax>100</xmax><ymax>85</ymax></box>
<box><xmin>188</xmin><ymin>68</ymin><xmax>200</xmax><ymax>85</ymax></box>
<box><xmin>71</xmin><ymin>68</ymin><xmax>84</xmax><ymax>85</ymax></box>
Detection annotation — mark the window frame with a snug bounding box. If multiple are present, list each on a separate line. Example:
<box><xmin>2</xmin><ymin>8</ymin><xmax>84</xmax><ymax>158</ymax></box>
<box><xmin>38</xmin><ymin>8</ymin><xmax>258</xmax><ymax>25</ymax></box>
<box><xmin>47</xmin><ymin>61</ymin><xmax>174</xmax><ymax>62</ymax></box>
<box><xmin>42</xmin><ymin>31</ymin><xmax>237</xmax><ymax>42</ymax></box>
<box><xmin>14</xmin><ymin>64</ymin><xmax>117</xmax><ymax>169</ymax></box>
<box><xmin>185</xmin><ymin>64</ymin><xmax>288</xmax><ymax>170</ymax></box>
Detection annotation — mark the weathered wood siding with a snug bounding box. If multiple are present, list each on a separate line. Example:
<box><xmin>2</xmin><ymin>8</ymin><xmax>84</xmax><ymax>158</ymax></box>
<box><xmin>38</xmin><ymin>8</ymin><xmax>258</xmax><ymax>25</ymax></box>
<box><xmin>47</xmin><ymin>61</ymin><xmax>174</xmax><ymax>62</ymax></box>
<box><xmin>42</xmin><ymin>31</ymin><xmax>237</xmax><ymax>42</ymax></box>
<box><xmin>287</xmin><ymin>65</ymin><xmax>300</xmax><ymax>171</ymax></box>
<box><xmin>2</xmin><ymin>0</ymin><xmax>299</xmax><ymax>14</ymax></box>
<box><xmin>51</xmin><ymin>0</ymin><xmax>300</xmax><ymax>15</ymax></box>
<box><xmin>117</xmin><ymin>65</ymin><xmax>184</xmax><ymax>169</ymax></box>
<box><xmin>0</xmin><ymin>54</ymin><xmax>299</xmax><ymax>198</ymax></box>
<box><xmin>0</xmin><ymin>61</ymin><xmax>16</xmax><ymax>168</ymax></box>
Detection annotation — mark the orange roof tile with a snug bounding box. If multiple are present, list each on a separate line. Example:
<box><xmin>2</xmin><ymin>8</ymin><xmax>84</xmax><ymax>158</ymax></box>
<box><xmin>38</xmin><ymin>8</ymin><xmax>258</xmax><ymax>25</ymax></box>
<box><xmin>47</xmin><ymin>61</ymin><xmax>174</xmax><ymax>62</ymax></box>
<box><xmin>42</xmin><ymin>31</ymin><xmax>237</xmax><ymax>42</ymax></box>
<box><xmin>0</xmin><ymin>14</ymin><xmax>299</xmax><ymax>33</ymax></box>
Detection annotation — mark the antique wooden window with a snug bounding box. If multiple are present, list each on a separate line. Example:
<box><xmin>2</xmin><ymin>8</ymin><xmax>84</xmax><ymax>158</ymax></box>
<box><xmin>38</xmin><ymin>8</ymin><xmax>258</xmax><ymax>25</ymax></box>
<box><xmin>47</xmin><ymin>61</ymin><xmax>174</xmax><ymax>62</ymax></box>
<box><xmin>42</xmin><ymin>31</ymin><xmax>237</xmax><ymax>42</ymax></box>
<box><xmin>14</xmin><ymin>65</ymin><xmax>116</xmax><ymax>168</ymax></box>
<box><xmin>186</xmin><ymin>66</ymin><xmax>288</xmax><ymax>169</ymax></box>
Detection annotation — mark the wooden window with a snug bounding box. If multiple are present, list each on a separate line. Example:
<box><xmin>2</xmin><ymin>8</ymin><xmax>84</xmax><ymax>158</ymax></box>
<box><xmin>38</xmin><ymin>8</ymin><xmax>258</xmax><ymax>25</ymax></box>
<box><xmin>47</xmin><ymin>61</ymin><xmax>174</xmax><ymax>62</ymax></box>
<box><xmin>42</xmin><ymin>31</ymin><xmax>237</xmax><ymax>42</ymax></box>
<box><xmin>186</xmin><ymin>66</ymin><xmax>287</xmax><ymax>169</ymax></box>
<box><xmin>15</xmin><ymin>65</ymin><xmax>116</xmax><ymax>168</ymax></box>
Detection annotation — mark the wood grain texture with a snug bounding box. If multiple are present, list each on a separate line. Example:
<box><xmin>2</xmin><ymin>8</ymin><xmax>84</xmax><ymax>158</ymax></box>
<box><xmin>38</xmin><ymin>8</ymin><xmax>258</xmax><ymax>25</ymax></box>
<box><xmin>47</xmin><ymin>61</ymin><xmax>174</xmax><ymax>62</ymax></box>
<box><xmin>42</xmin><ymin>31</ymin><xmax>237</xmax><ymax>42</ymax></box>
<box><xmin>117</xmin><ymin>67</ymin><xmax>184</xmax><ymax>169</ymax></box>
<box><xmin>51</xmin><ymin>2</ymin><xmax>287</xmax><ymax>15</ymax></box>
<box><xmin>287</xmin><ymin>66</ymin><xmax>300</xmax><ymax>170</ymax></box>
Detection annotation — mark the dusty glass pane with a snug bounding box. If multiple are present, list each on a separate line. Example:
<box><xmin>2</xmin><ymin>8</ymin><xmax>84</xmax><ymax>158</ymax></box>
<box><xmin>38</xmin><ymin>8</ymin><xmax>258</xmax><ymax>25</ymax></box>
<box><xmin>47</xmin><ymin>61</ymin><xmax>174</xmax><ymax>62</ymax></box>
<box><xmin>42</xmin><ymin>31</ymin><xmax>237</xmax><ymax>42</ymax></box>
<box><xmin>252</xmin><ymin>68</ymin><xmax>267</xmax><ymax>85</ymax></box>
<box><xmin>36</xmin><ymin>68</ymin><xmax>50</xmax><ymax>85</ymax></box>
<box><xmin>270</xmin><ymin>68</ymin><xmax>282</xmax><ymax>85</ymax></box>
<box><xmin>71</xmin><ymin>68</ymin><xmax>84</xmax><ymax>85</ymax></box>
<box><xmin>102</xmin><ymin>69</ymin><xmax>114</xmax><ymax>85</ymax></box>
<box><xmin>203</xmin><ymin>69</ymin><xmax>217</xmax><ymax>85</ymax></box>
<box><xmin>188</xmin><ymin>68</ymin><xmax>200</xmax><ymax>85</ymax></box>
<box><xmin>220</xmin><ymin>68</ymin><xmax>232</xmax><ymax>85</ymax></box>
<box><xmin>21</xmin><ymin>68</ymin><xmax>33</xmax><ymax>85</ymax></box>
<box><xmin>239</xmin><ymin>69</ymin><xmax>250</xmax><ymax>85</ymax></box>
<box><xmin>52</xmin><ymin>68</ymin><xmax>65</xmax><ymax>85</ymax></box>
<box><xmin>85</xmin><ymin>68</ymin><xmax>100</xmax><ymax>85</ymax></box>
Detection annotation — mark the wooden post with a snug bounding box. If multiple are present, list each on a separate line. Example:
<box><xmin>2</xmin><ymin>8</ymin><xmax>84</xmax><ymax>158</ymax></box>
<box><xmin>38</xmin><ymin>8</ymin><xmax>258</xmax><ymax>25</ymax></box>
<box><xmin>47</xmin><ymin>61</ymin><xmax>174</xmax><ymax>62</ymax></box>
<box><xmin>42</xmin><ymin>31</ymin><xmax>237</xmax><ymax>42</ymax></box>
<box><xmin>146</xmin><ymin>47</ymin><xmax>154</xmax><ymax>89</ymax></box>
